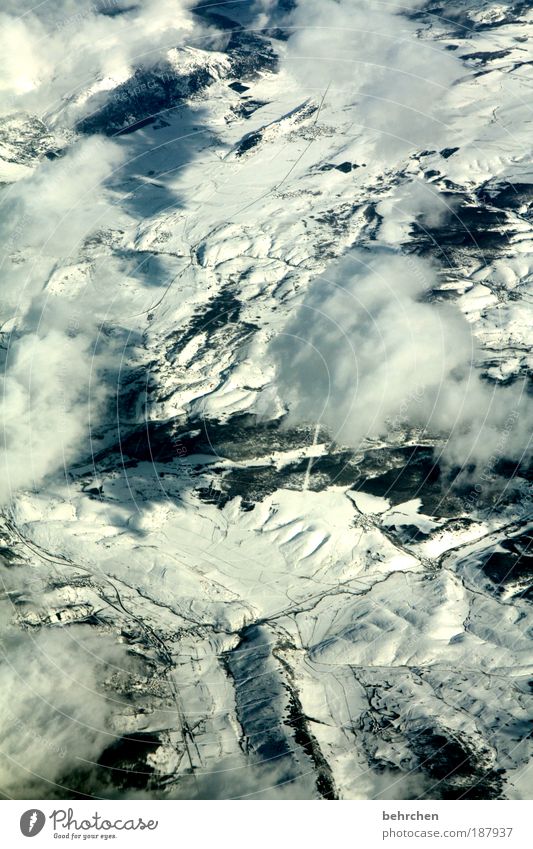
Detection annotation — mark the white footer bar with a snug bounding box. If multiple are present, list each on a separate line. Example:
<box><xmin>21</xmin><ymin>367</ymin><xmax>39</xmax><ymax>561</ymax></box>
<box><xmin>4</xmin><ymin>799</ymin><xmax>531</xmax><ymax>848</ymax></box>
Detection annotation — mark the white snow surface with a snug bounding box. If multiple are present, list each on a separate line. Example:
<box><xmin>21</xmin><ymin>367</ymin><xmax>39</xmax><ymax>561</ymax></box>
<box><xmin>0</xmin><ymin>0</ymin><xmax>532</xmax><ymax>800</ymax></box>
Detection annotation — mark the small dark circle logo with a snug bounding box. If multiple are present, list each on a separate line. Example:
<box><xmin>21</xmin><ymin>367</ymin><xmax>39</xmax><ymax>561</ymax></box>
<box><xmin>20</xmin><ymin>810</ymin><xmax>46</xmax><ymax>837</ymax></box>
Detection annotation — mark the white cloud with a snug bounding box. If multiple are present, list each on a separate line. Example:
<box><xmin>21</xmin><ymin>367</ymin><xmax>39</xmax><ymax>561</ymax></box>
<box><xmin>0</xmin><ymin>626</ymin><xmax>130</xmax><ymax>796</ymax></box>
<box><xmin>0</xmin><ymin>1</ymin><xmax>200</xmax><ymax>119</ymax></box>
<box><xmin>0</xmin><ymin>328</ymin><xmax>105</xmax><ymax>504</ymax></box>
<box><xmin>271</xmin><ymin>250</ymin><xmax>532</xmax><ymax>470</ymax></box>
<box><xmin>277</xmin><ymin>0</ymin><xmax>461</xmax><ymax>158</ymax></box>
<box><xmin>0</xmin><ymin>137</ymin><xmax>127</xmax><ymax>504</ymax></box>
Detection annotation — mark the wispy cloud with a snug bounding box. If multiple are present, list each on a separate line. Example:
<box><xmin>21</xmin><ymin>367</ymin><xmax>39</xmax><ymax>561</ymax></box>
<box><xmin>0</xmin><ymin>1</ymin><xmax>199</xmax><ymax>120</ymax></box>
<box><xmin>272</xmin><ymin>0</ymin><xmax>461</xmax><ymax>158</ymax></box>
<box><xmin>0</xmin><ymin>137</ymin><xmax>127</xmax><ymax>503</ymax></box>
<box><xmin>271</xmin><ymin>250</ymin><xmax>532</xmax><ymax>471</ymax></box>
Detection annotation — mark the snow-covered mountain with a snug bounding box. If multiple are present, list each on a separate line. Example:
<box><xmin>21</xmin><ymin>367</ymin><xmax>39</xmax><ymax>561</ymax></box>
<box><xmin>0</xmin><ymin>0</ymin><xmax>532</xmax><ymax>799</ymax></box>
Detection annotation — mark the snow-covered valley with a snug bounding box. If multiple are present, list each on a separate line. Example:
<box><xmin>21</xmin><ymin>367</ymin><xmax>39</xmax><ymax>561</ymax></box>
<box><xmin>0</xmin><ymin>0</ymin><xmax>532</xmax><ymax>799</ymax></box>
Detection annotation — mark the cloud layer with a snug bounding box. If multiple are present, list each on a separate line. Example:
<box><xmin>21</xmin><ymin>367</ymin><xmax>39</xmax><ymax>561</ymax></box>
<box><xmin>271</xmin><ymin>250</ymin><xmax>532</xmax><ymax>471</ymax></box>
<box><xmin>0</xmin><ymin>137</ymin><xmax>127</xmax><ymax>503</ymax></box>
<box><xmin>275</xmin><ymin>0</ymin><xmax>462</xmax><ymax>158</ymax></box>
<box><xmin>0</xmin><ymin>0</ymin><xmax>199</xmax><ymax>119</ymax></box>
<box><xmin>0</xmin><ymin>626</ymin><xmax>131</xmax><ymax>797</ymax></box>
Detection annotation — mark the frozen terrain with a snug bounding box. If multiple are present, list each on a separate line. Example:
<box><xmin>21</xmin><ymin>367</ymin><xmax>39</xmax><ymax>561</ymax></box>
<box><xmin>0</xmin><ymin>0</ymin><xmax>532</xmax><ymax>799</ymax></box>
